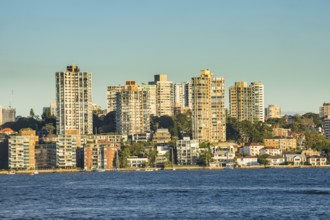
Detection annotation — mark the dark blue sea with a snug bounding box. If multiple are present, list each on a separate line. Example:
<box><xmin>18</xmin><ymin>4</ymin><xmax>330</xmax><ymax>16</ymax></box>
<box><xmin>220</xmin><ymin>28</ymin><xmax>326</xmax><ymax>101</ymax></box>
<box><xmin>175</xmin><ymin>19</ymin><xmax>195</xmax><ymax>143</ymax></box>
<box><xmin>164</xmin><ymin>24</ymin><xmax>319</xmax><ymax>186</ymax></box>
<box><xmin>0</xmin><ymin>169</ymin><xmax>330</xmax><ymax>219</ymax></box>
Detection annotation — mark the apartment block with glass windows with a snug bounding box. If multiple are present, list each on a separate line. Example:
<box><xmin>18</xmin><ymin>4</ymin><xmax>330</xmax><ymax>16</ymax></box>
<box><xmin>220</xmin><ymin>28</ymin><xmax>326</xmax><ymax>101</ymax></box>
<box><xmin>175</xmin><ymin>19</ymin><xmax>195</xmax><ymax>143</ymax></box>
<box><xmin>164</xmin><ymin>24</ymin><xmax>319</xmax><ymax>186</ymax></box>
<box><xmin>176</xmin><ymin>137</ymin><xmax>199</xmax><ymax>165</ymax></box>
<box><xmin>56</xmin><ymin>65</ymin><xmax>93</xmax><ymax>135</ymax></box>
<box><xmin>8</xmin><ymin>128</ymin><xmax>38</xmax><ymax>169</ymax></box>
<box><xmin>191</xmin><ymin>69</ymin><xmax>226</xmax><ymax>143</ymax></box>
<box><xmin>229</xmin><ymin>81</ymin><xmax>265</xmax><ymax>122</ymax></box>
<box><xmin>116</xmin><ymin>81</ymin><xmax>151</xmax><ymax>136</ymax></box>
<box><xmin>154</xmin><ymin>74</ymin><xmax>173</xmax><ymax>117</ymax></box>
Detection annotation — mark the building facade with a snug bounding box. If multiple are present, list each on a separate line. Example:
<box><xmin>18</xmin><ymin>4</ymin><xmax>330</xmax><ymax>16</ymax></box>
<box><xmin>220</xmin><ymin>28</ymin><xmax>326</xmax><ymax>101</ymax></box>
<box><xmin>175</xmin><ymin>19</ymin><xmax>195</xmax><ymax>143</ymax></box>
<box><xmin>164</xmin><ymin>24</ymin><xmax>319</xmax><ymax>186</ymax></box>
<box><xmin>320</xmin><ymin>103</ymin><xmax>330</xmax><ymax>118</ymax></box>
<box><xmin>152</xmin><ymin>128</ymin><xmax>171</xmax><ymax>144</ymax></box>
<box><xmin>56</xmin><ymin>130</ymin><xmax>81</xmax><ymax>168</ymax></box>
<box><xmin>324</xmin><ymin>118</ymin><xmax>330</xmax><ymax>139</ymax></box>
<box><xmin>229</xmin><ymin>81</ymin><xmax>265</xmax><ymax>122</ymax></box>
<box><xmin>0</xmin><ymin>106</ymin><xmax>16</xmax><ymax>125</ymax></box>
<box><xmin>116</xmin><ymin>81</ymin><xmax>151</xmax><ymax>135</ymax></box>
<box><xmin>56</xmin><ymin>65</ymin><xmax>93</xmax><ymax>135</ymax></box>
<box><xmin>106</xmin><ymin>85</ymin><xmax>123</xmax><ymax>113</ymax></box>
<box><xmin>140</xmin><ymin>83</ymin><xmax>157</xmax><ymax>116</ymax></box>
<box><xmin>8</xmin><ymin>129</ymin><xmax>38</xmax><ymax>169</ymax></box>
<box><xmin>191</xmin><ymin>69</ymin><xmax>226</xmax><ymax>143</ymax></box>
<box><xmin>84</xmin><ymin>140</ymin><xmax>116</xmax><ymax>170</ymax></box>
<box><xmin>35</xmin><ymin>143</ymin><xmax>56</xmax><ymax>169</ymax></box>
<box><xmin>264</xmin><ymin>138</ymin><xmax>297</xmax><ymax>151</ymax></box>
<box><xmin>176</xmin><ymin>137</ymin><xmax>199</xmax><ymax>165</ymax></box>
<box><xmin>154</xmin><ymin>74</ymin><xmax>173</xmax><ymax>117</ymax></box>
<box><xmin>266</xmin><ymin>104</ymin><xmax>281</xmax><ymax>119</ymax></box>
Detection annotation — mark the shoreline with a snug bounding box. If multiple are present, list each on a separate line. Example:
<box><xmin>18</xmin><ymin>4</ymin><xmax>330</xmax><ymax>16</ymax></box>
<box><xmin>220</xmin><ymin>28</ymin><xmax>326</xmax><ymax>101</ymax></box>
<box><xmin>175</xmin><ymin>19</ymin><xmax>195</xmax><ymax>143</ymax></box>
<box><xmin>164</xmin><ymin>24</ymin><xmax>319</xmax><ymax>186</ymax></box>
<box><xmin>1</xmin><ymin>165</ymin><xmax>330</xmax><ymax>175</ymax></box>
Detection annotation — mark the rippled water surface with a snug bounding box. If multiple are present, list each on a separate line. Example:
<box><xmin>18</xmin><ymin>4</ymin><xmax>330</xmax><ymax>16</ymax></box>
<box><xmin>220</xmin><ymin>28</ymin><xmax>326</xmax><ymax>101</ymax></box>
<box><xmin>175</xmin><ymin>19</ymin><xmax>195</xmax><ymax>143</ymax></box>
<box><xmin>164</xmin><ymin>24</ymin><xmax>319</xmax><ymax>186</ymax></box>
<box><xmin>0</xmin><ymin>169</ymin><xmax>330</xmax><ymax>219</ymax></box>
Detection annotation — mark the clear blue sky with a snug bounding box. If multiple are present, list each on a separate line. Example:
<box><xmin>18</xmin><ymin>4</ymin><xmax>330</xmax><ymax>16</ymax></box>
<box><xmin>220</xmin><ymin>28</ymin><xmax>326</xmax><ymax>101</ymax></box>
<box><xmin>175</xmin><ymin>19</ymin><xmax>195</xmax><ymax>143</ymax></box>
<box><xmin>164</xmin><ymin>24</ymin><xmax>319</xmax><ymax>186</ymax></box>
<box><xmin>0</xmin><ymin>0</ymin><xmax>329</xmax><ymax>116</ymax></box>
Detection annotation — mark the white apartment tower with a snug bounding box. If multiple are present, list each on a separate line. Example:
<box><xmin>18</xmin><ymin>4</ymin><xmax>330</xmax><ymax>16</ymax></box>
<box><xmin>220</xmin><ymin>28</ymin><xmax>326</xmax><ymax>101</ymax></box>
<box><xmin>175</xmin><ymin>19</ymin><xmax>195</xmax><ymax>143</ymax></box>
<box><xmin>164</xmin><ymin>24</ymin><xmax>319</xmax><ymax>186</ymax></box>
<box><xmin>229</xmin><ymin>81</ymin><xmax>265</xmax><ymax>123</ymax></box>
<box><xmin>116</xmin><ymin>81</ymin><xmax>151</xmax><ymax>135</ymax></box>
<box><xmin>56</xmin><ymin>65</ymin><xmax>93</xmax><ymax>135</ymax></box>
<box><xmin>154</xmin><ymin>74</ymin><xmax>173</xmax><ymax>117</ymax></box>
<box><xmin>174</xmin><ymin>82</ymin><xmax>192</xmax><ymax>109</ymax></box>
<box><xmin>106</xmin><ymin>85</ymin><xmax>123</xmax><ymax>113</ymax></box>
<box><xmin>174</xmin><ymin>83</ymin><xmax>186</xmax><ymax>107</ymax></box>
<box><xmin>192</xmin><ymin>69</ymin><xmax>226</xmax><ymax>143</ymax></box>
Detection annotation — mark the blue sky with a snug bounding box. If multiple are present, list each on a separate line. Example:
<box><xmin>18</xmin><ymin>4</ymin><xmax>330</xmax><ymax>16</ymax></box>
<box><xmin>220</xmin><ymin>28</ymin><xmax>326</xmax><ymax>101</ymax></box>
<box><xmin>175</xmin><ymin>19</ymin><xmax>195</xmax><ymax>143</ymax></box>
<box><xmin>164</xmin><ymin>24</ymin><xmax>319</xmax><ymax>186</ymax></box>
<box><xmin>0</xmin><ymin>0</ymin><xmax>329</xmax><ymax>116</ymax></box>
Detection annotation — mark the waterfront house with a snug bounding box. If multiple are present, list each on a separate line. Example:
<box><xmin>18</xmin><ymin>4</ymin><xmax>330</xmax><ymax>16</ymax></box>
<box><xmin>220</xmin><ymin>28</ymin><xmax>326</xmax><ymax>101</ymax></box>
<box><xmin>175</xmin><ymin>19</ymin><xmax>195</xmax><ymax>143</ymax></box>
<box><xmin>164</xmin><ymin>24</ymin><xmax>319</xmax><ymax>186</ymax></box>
<box><xmin>266</xmin><ymin>156</ymin><xmax>285</xmax><ymax>166</ymax></box>
<box><xmin>284</xmin><ymin>154</ymin><xmax>306</xmax><ymax>166</ymax></box>
<box><xmin>236</xmin><ymin>156</ymin><xmax>259</xmax><ymax>166</ymax></box>
<box><xmin>176</xmin><ymin>137</ymin><xmax>199</xmax><ymax>165</ymax></box>
<box><xmin>212</xmin><ymin>151</ymin><xmax>235</xmax><ymax>162</ymax></box>
<box><xmin>307</xmin><ymin>156</ymin><xmax>327</xmax><ymax>166</ymax></box>
<box><xmin>127</xmin><ymin>156</ymin><xmax>148</xmax><ymax>168</ymax></box>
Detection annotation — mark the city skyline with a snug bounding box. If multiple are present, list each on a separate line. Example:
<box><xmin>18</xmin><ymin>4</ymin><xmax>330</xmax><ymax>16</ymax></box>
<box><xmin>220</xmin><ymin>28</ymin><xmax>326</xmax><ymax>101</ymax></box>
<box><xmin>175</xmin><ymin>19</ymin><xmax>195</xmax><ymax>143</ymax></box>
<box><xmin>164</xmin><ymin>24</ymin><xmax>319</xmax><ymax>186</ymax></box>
<box><xmin>1</xmin><ymin>0</ymin><xmax>329</xmax><ymax>116</ymax></box>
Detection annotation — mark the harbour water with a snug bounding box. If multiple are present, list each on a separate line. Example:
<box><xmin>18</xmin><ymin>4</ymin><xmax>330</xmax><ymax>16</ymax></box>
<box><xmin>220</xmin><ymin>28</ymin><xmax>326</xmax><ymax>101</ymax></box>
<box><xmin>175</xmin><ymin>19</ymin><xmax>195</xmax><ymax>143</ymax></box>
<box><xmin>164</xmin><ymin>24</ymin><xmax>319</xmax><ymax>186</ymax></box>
<box><xmin>0</xmin><ymin>169</ymin><xmax>330</xmax><ymax>219</ymax></box>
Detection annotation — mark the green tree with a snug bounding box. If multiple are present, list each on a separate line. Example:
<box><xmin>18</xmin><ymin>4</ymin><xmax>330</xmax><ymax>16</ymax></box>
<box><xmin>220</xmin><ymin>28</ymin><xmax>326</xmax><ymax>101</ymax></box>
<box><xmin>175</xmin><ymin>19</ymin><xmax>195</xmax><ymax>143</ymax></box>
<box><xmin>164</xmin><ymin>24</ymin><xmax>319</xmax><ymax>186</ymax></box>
<box><xmin>29</xmin><ymin>108</ymin><xmax>35</xmax><ymax>118</ymax></box>
<box><xmin>146</xmin><ymin>148</ymin><xmax>158</xmax><ymax>167</ymax></box>
<box><xmin>257</xmin><ymin>154</ymin><xmax>270</xmax><ymax>165</ymax></box>
<box><xmin>197</xmin><ymin>148</ymin><xmax>212</xmax><ymax>166</ymax></box>
<box><xmin>119</xmin><ymin>147</ymin><xmax>131</xmax><ymax>168</ymax></box>
<box><xmin>42</xmin><ymin>123</ymin><xmax>55</xmax><ymax>135</ymax></box>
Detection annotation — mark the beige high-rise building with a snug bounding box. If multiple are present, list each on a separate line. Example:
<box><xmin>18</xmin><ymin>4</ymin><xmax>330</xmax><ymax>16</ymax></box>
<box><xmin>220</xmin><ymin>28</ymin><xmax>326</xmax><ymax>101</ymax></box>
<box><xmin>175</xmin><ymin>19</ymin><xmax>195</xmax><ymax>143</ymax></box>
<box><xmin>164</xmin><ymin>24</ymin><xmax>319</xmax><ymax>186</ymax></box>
<box><xmin>229</xmin><ymin>81</ymin><xmax>264</xmax><ymax>122</ymax></box>
<box><xmin>154</xmin><ymin>74</ymin><xmax>173</xmax><ymax>117</ymax></box>
<box><xmin>267</xmin><ymin>104</ymin><xmax>281</xmax><ymax>119</ymax></box>
<box><xmin>116</xmin><ymin>81</ymin><xmax>151</xmax><ymax>135</ymax></box>
<box><xmin>320</xmin><ymin>103</ymin><xmax>330</xmax><ymax>118</ymax></box>
<box><xmin>106</xmin><ymin>85</ymin><xmax>124</xmax><ymax>113</ymax></box>
<box><xmin>191</xmin><ymin>69</ymin><xmax>226</xmax><ymax>143</ymax></box>
<box><xmin>50</xmin><ymin>100</ymin><xmax>57</xmax><ymax>117</ymax></box>
<box><xmin>8</xmin><ymin>128</ymin><xmax>38</xmax><ymax>169</ymax></box>
<box><xmin>56</xmin><ymin>65</ymin><xmax>93</xmax><ymax>135</ymax></box>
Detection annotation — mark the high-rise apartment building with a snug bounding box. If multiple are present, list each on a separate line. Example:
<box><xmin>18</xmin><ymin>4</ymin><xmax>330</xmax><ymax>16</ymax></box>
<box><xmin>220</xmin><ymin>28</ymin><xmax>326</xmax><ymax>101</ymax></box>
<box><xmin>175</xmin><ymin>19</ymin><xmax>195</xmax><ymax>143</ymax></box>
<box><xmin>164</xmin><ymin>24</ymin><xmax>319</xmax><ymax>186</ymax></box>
<box><xmin>320</xmin><ymin>103</ymin><xmax>330</xmax><ymax>118</ymax></box>
<box><xmin>229</xmin><ymin>81</ymin><xmax>264</xmax><ymax>122</ymax></box>
<box><xmin>191</xmin><ymin>69</ymin><xmax>226</xmax><ymax>143</ymax></box>
<box><xmin>8</xmin><ymin>128</ymin><xmax>38</xmax><ymax>169</ymax></box>
<box><xmin>116</xmin><ymin>81</ymin><xmax>151</xmax><ymax>135</ymax></box>
<box><xmin>174</xmin><ymin>83</ymin><xmax>186</xmax><ymax>108</ymax></box>
<box><xmin>56</xmin><ymin>65</ymin><xmax>93</xmax><ymax>135</ymax></box>
<box><xmin>154</xmin><ymin>74</ymin><xmax>173</xmax><ymax>117</ymax></box>
<box><xmin>140</xmin><ymin>83</ymin><xmax>157</xmax><ymax>116</ymax></box>
<box><xmin>106</xmin><ymin>85</ymin><xmax>123</xmax><ymax>113</ymax></box>
<box><xmin>0</xmin><ymin>106</ymin><xmax>16</xmax><ymax>125</ymax></box>
<box><xmin>266</xmin><ymin>104</ymin><xmax>281</xmax><ymax>119</ymax></box>
<box><xmin>174</xmin><ymin>82</ymin><xmax>192</xmax><ymax>110</ymax></box>
<box><xmin>184</xmin><ymin>82</ymin><xmax>192</xmax><ymax>109</ymax></box>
